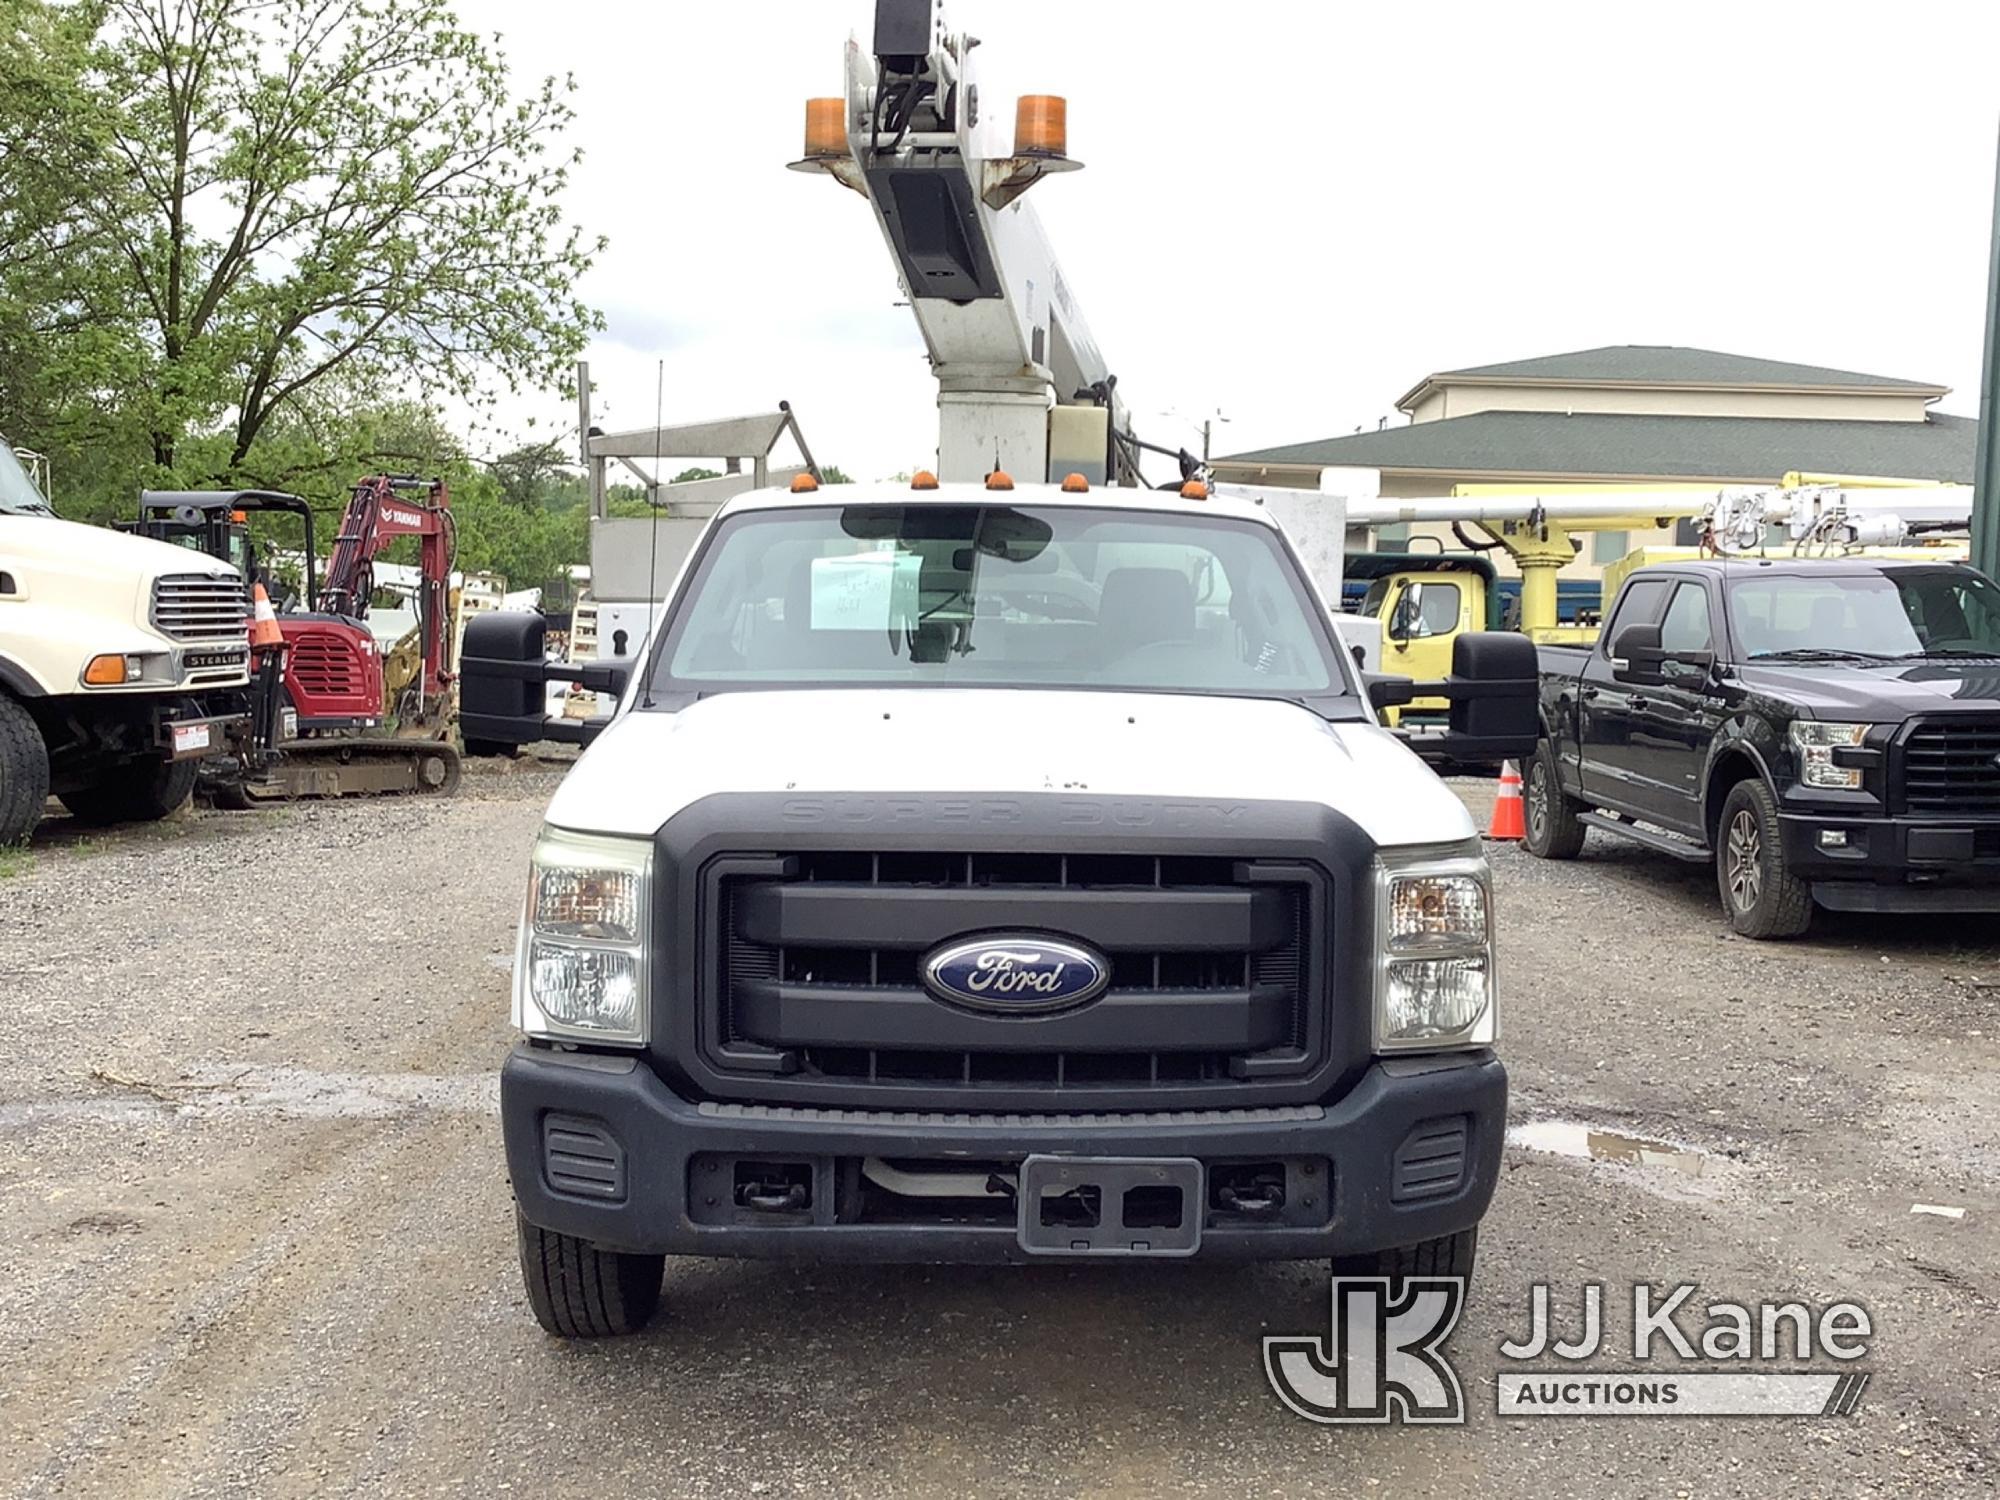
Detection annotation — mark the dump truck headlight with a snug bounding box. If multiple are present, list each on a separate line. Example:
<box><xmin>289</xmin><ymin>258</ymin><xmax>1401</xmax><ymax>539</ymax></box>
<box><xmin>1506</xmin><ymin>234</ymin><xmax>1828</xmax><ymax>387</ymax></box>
<box><xmin>1374</xmin><ymin>845</ymin><xmax>1495</xmax><ymax>1051</ymax></box>
<box><xmin>515</xmin><ymin>828</ymin><xmax>651</xmax><ymax>1045</ymax></box>
<box><xmin>1790</xmin><ymin>721</ymin><xmax>1870</xmax><ymax>790</ymax></box>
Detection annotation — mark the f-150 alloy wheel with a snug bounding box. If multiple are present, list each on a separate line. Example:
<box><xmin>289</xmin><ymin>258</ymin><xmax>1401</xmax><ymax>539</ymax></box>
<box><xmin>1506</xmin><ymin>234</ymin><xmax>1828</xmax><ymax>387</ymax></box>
<box><xmin>1716</xmin><ymin>779</ymin><xmax>1812</xmax><ymax>939</ymax></box>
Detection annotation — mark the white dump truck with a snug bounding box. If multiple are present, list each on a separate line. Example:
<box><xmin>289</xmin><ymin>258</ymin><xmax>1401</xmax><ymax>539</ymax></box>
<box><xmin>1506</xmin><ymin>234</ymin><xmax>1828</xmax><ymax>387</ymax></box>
<box><xmin>0</xmin><ymin>443</ymin><xmax>249</xmax><ymax>842</ymax></box>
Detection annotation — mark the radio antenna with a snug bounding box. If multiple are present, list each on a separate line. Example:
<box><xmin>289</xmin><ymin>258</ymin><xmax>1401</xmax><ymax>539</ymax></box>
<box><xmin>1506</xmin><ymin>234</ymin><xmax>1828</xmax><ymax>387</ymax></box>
<box><xmin>641</xmin><ymin>358</ymin><xmax>664</xmax><ymax>708</ymax></box>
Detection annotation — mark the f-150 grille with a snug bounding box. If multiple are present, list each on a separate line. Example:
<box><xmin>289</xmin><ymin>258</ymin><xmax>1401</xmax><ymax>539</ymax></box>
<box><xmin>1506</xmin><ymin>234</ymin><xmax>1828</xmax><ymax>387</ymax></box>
<box><xmin>705</xmin><ymin>850</ymin><xmax>1327</xmax><ymax>1106</ymax></box>
<box><xmin>1901</xmin><ymin>716</ymin><xmax>2000</xmax><ymax>813</ymax></box>
<box><xmin>150</xmin><ymin>573</ymin><xmax>247</xmax><ymax>641</ymax></box>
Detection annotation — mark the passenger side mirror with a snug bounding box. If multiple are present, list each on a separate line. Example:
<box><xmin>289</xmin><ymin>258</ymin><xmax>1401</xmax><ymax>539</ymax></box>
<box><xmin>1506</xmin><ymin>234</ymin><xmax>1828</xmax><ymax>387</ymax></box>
<box><xmin>1367</xmin><ymin>675</ymin><xmax>1417</xmax><ymax>710</ymax></box>
<box><xmin>1383</xmin><ymin>632</ymin><xmax>1539</xmax><ymax>771</ymax></box>
<box><xmin>1436</xmin><ymin>631</ymin><xmax>1538</xmax><ymax>766</ymax></box>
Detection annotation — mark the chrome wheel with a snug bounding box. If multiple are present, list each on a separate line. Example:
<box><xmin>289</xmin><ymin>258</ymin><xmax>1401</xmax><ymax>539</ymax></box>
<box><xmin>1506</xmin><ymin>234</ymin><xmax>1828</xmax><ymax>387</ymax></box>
<box><xmin>1527</xmin><ymin>760</ymin><xmax>1550</xmax><ymax>840</ymax></box>
<box><xmin>1725</xmin><ymin>809</ymin><xmax>1762</xmax><ymax>910</ymax></box>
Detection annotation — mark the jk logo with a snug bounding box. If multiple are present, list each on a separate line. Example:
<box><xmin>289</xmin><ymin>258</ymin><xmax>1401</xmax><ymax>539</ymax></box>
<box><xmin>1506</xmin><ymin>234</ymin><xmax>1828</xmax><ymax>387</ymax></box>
<box><xmin>1263</xmin><ymin>1278</ymin><xmax>1467</xmax><ymax>1424</ymax></box>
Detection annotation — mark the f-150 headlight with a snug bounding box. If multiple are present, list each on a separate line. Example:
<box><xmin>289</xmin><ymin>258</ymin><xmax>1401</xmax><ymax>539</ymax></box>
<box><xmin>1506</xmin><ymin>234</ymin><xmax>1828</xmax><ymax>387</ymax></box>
<box><xmin>1789</xmin><ymin>721</ymin><xmax>1870</xmax><ymax>790</ymax></box>
<box><xmin>515</xmin><ymin>827</ymin><xmax>651</xmax><ymax>1045</ymax></box>
<box><xmin>1374</xmin><ymin>845</ymin><xmax>1495</xmax><ymax>1052</ymax></box>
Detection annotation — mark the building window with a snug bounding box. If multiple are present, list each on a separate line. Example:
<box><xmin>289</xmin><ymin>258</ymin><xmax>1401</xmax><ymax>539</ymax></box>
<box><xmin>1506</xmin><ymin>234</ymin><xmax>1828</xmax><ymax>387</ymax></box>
<box><xmin>1591</xmin><ymin>529</ymin><xmax>1631</xmax><ymax>565</ymax></box>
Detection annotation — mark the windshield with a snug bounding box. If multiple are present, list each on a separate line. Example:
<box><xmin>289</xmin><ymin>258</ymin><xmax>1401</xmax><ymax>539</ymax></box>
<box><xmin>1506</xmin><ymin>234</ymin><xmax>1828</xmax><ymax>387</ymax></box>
<box><xmin>649</xmin><ymin>503</ymin><xmax>1342</xmax><ymax>699</ymax></box>
<box><xmin>0</xmin><ymin>444</ymin><xmax>54</xmax><ymax>516</ymax></box>
<box><xmin>1731</xmin><ymin>569</ymin><xmax>2000</xmax><ymax>660</ymax></box>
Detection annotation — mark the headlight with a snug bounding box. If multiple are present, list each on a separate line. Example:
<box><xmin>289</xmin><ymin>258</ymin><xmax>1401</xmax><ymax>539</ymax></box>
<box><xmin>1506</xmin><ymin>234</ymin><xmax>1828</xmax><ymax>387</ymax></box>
<box><xmin>1374</xmin><ymin>846</ymin><xmax>1495</xmax><ymax>1051</ymax></box>
<box><xmin>514</xmin><ymin>827</ymin><xmax>651</xmax><ymax>1045</ymax></box>
<box><xmin>1789</xmin><ymin>721</ymin><xmax>1870</xmax><ymax>790</ymax></box>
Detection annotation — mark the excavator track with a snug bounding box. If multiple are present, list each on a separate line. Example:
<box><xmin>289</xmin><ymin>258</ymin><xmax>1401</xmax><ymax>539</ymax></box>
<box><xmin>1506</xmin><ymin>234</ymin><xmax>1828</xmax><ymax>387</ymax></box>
<box><xmin>240</xmin><ymin>738</ymin><xmax>463</xmax><ymax>802</ymax></box>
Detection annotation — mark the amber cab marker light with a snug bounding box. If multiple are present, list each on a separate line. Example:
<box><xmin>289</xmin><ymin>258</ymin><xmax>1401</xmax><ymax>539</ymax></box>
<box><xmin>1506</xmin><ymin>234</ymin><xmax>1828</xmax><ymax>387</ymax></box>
<box><xmin>790</xmin><ymin>472</ymin><xmax>819</xmax><ymax>493</ymax></box>
<box><xmin>1180</xmin><ymin>480</ymin><xmax>1209</xmax><ymax>500</ymax></box>
<box><xmin>83</xmin><ymin>654</ymin><xmax>128</xmax><ymax>685</ymax></box>
<box><xmin>911</xmin><ymin>470</ymin><xmax>940</xmax><ymax>490</ymax></box>
<box><xmin>803</xmin><ymin>98</ymin><xmax>846</xmax><ymax>160</ymax></box>
<box><xmin>1060</xmin><ymin>472</ymin><xmax>1089</xmax><ymax>493</ymax></box>
<box><xmin>985</xmin><ymin>470</ymin><xmax>1016</xmax><ymax>492</ymax></box>
<box><xmin>1014</xmin><ymin>95</ymin><xmax>1068</xmax><ymax>158</ymax></box>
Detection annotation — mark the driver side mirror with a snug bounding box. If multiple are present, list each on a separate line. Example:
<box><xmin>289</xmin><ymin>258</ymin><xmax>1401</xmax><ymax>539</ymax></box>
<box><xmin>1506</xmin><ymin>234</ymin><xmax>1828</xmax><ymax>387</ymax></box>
<box><xmin>1610</xmin><ymin>624</ymin><xmax>1665</xmax><ymax>685</ymax></box>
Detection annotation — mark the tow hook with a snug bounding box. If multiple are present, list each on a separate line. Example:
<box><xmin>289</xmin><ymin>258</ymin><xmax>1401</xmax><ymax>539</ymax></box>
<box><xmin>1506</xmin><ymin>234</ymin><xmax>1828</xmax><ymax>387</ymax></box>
<box><xmin>734</xmin><ymin>1166</ymin><xmax>810</xmax><ymax>1212</ymax></box>
<box><xmin>1214</xmin><ymin>1165</ymin><xmax>1286</xmax><ymax>1218</ymax></box>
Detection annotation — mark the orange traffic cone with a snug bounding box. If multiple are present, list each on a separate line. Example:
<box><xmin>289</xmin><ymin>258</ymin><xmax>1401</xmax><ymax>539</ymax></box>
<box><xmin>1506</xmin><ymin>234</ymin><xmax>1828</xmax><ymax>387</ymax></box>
<box><xmin>1488</xmin><ymin>760</ymin><xmax>1526</xmax><ymax>840</ymax></box>
<box><xmin>249</xmin><ymin>581</ymin><xmax>284</xmax><ymax>649</ymax></box>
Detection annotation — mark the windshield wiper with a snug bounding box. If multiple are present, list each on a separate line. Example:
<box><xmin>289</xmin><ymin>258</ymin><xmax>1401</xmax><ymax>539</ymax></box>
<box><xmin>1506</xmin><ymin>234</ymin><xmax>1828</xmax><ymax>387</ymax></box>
<box><xmin>1893</xmin><ymin>647</ymin><xmax>2000</xmax><ymax>660</ymax></box>
<box><xmin>1750</xmin><ymin>648</ymin><xmax>1901</xmax><ymax>663</ymax></box>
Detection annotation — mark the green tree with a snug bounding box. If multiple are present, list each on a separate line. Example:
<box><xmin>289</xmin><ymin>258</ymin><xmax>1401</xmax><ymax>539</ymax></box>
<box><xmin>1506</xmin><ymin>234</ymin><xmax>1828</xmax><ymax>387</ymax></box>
<box><xmin>821</xmin><ymin>465</ymin><xmax>853</xmax><ymax>484</ymax></box>
<box><xmin>0</xmin><ymin>0</ymin><xmax>114</xmax><ymax>440</ymax></box>
<box><xmin>6</xmin><ymin>0</ymin><xmax>603</xmax><ymax>485</ymax></box>
<box><xmin>491</xmin><ymin>438</ymin><xmax>576</xmax><ymax>509</ymax></box>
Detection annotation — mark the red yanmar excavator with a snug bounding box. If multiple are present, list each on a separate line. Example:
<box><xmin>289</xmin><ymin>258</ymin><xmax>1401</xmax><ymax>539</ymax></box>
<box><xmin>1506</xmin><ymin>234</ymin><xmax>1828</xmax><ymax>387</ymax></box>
<box><xmin>135</xmin><ymin>475</ymin><xmax>463</xmax><ymax>803</ymax></box>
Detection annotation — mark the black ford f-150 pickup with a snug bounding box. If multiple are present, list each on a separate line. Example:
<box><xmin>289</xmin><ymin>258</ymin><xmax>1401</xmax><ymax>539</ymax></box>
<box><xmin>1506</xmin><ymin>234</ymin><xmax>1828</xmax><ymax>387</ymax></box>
<box><xmin>1528</xmin><ymin>557</ymin><xmax>2000</xmax><ymax>937</ymax></box>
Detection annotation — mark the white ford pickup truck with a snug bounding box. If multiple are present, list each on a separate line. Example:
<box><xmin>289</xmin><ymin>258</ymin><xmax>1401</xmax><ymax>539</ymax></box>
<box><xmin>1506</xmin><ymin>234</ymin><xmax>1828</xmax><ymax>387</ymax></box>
<box><xmin>470</xmin><ymin>476</ymin><xmax>1538</xmax><ymax>1338</ymax></box>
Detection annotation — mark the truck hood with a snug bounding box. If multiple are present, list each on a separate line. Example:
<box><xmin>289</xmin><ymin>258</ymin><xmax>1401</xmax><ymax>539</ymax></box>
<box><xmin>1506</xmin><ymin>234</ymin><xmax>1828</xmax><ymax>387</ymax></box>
<box><xmin>545</xmin><ymin>689</ymin><xmax>1476</xmax><ymax>849</ymax></box>
<box><xmin>1736</xmin><ymin>660</ymin><xmax>2000</xmax><ymax>717</ymax></box>
<box><xmin>0</xmin><ymin>510</ymin><xmax>237</xmax><ymax>580</ymax></box>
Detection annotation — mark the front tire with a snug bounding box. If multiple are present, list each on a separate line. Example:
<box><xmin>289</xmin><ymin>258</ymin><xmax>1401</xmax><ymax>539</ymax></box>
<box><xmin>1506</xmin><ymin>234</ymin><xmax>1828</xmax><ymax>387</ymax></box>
<box><xmin>1332</xmin><ymin>1227</ymin><xmax>1478</xmax><ymax>1295</ymax></box>
<box><xmin>0</xmin><ymin>694</ymin><xmax>51</xmax><ymax>844</ymax></box>
<box><xmin>1716</xmin><ymin>779</ymin><xmax>1812</xmax><ymax>939</ymax></box>
<box><xmin>517</xmin><ymin>1210</ymin><xmax>664</xmax><ymax>1338</ymax></box>
<box><xmin>58</xmin><ymin>756</ymin><xmax>198</xmax><ymax>826</ymax></box>
<box><xmin>1522</xmin><ymin>740</ymin><xmax>1586</xmax><ymax>859</ymax></box>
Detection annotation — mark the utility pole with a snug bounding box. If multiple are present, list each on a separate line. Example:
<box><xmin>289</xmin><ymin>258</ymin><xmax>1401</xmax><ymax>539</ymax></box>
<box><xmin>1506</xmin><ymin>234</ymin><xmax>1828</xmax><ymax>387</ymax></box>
<box><xmin>1201</xmin><ymin>411</ymin><xmax>1230</xmax><ymax>464</ymax></box>
<box><xmin>1973</xmin><ymin>125</ymin><xmax>2000</xmax><ymax>579</ymax></box>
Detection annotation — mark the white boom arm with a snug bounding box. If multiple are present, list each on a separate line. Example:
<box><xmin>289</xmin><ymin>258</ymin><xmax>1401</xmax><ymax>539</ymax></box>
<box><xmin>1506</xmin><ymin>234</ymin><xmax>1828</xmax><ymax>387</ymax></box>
<box><xmin>793</xmin><ymin>0</ymin><xmax>1135</xmax><ymax>486</ymax></box>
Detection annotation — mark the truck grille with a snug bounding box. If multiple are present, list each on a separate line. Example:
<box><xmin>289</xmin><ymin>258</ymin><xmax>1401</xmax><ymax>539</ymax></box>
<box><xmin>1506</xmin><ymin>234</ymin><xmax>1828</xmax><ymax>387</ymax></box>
<box><xmin>702</xmin><ymin>850</ymin><xmax>1328</xmax><ymax>1107</ymax></box>
<box><xmin>1900</xmin><ymin>716</ymin><xmax>2000</xmax><ymax>813</ymax></box>
<box><xmin>150</xmin><ymin>574</ymin><xmax>247</xmax><ymax>641</ymax></box>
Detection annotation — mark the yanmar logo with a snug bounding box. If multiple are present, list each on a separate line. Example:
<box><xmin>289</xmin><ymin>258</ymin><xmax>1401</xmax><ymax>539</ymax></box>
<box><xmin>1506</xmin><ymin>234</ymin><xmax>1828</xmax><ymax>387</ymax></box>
<box><xmin>383</xmin><ymin>505</ymin><xmax>425</xmax><ymax>528</ymax></box>
<box><xmin>778</xmin><ymin>796</ymin><xmax>1248</xmax><ymax>831</ymax></box>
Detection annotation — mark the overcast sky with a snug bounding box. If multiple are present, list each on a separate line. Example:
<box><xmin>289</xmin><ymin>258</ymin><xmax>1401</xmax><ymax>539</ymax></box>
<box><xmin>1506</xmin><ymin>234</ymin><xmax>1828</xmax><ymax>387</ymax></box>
<box><xmin>474</xmin><ymin>0</ymin><xmax>2000</xmax><ymax>484</ymax></box>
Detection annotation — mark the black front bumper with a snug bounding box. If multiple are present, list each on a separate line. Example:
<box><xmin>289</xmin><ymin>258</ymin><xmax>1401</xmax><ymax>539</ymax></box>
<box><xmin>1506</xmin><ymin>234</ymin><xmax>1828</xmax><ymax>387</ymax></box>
<box><xmin>1778</xmin><ymin>812</ymin><xmax>2000</xmax><ymax>912</ymax></box>
<box><xmin>503</xmin><ymin>1045</ymin><xmax>1505</xmax><ymax>1263</ymax></box>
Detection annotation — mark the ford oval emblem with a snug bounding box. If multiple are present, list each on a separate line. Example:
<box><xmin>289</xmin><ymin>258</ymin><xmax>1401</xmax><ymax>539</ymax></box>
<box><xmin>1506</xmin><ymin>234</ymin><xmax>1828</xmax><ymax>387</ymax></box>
<box><xmin>921</xmin><ymin>934</ymin><xmax>1111</xmax><ymax>1015</ymax></box>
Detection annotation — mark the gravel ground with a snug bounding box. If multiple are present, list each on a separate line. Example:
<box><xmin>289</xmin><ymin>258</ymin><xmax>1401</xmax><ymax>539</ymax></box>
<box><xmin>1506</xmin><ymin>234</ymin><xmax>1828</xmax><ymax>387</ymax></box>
<box><xmin>0</xmin><ymin>767</ymin><xmax>1995</xmax><ymax>1498</ymax></box>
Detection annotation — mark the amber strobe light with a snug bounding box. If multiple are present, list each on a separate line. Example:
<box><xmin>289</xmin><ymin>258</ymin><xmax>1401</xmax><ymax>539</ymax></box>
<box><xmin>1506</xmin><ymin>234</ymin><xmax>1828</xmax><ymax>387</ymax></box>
<box><xmin>803</xmin><ymin>98</ymin><xmax>846</xmax><ymax>159</ymax></box>
<box><xmin>1014</xmin><ymin>95</ymin><xmax>1068</xmax><ymax>157</ymax></box>
<box><xmin>985</xmin><ymin>469</ymin><xmax>1015</xmax><ymax>491</ymax></box>
<box><xmin>911</xmin><ymin>470</ymin><xmax>939</xmax><ymax>490</ymax></box>
<box><xmin>790</xmin><ymin>472</ymin><xmax>820</xmax><ymax>492</ymax></box>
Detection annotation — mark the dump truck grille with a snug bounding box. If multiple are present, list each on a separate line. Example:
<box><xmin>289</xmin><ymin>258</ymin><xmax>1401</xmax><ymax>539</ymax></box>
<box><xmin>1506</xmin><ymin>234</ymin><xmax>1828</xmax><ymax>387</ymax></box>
<box><xmin>699</xmin><ymin>850</ymin><xmax>1328</xmax><ymax>1108</ymax></box>
<box><xmin>150</xmin><ymin>574</ymin><xmax>247</xmax><ymax>641</ymax></box>
<box><xmin>1900</xmin><ymin>716</ymin><xmax>2000</xmax><ymax>813</ymax></box>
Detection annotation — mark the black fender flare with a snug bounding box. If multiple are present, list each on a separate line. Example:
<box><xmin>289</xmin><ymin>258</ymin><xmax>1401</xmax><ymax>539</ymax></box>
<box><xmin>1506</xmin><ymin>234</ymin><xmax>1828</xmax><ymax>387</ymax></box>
<box><xmin>0</xmin><ymin>654</ymin><xmax>47</xmax><ymax>699</ymax></box>
<box><xmin>1700</xmin><ymin>731</ymin><xmax>1777</xmax><ymax>836</ymax></box>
